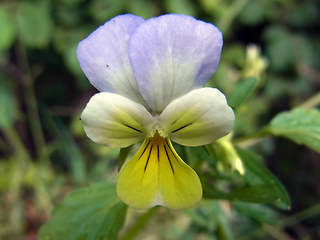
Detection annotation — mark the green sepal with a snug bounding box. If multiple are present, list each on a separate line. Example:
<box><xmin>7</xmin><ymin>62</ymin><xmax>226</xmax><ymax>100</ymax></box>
<box><xmin>118</xmin><ymin>145</ymin><xmax>133</xmax><ymax>171</ymax></box>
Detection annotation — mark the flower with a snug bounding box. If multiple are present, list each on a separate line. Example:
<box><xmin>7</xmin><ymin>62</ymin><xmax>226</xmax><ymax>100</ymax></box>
<box><xmin>77</xmin><ymin>14</ymin><xmax>234</xmax><ymax>209</ymax></box>
<box><xmin>242</xmin><ymin>44</ymin><xmax>268</xmax><ymax>80</ymax></box>
<box><xmin>213</xmin><ymin>133</ymin><xmax>245</xmax><ymax>175</ymax></box>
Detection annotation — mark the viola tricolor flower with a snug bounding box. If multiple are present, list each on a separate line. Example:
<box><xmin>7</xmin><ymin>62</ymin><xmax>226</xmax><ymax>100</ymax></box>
<box><xmin>77</xmin><ymin>14</ymin><xmax>234</xmax><ymax>209</ymax></box>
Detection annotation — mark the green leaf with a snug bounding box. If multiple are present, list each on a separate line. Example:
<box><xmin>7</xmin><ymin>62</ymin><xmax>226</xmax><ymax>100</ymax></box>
<box><xmin>269</xmin><ymin>108</ymin><xmax>320</xmax><ymax>153</ymax></box>
<box><xmin>238</xmin><ymin>149</ymin><xmax>291</xmax><ymax>209</ymax></box>
<box><xmin>203</xmin><ymin>184</ymin><xmax>278</xmax><ymax>204</ymax></box>
<box><xmin>38</xmin><ymin>182</ymin><xmax>127</xmax><ymax>240</ymax></box>
<box><xmin>204</xmin><ymin>149</ymin><xmax>290</xmax><ymax>208</ymax></box>
<box><xmin>234</xmin><ymin>201</ymin><xmax>278</xmax><ymax>224</ymax></box>
<box><xmin>203</xmin><ymin>185</ymin><xmax>234</xmax><ymax>201</ymax></box>
<box><xmin>17</xmin><ymin>1</ymin><xmax>53</xmax><ymax>48</ymax></box>
<box><xmin>231</xmin><ymin>186</ymin><xmax>277</xmax><ymax>204</ymax></box>
<box><xmin>202</xmin><ymin>145</ymin><xmax>290</xmax><ymax>208</ymax></box>
<box><xmin>0</xmin><ymin>7</ymin><xmax>15</xmax><ymax>51</ymax></box>
<box><xmin>227</xmin><ymin>77</ymin><xmax>259</xmax><ymax>110</ymax></box>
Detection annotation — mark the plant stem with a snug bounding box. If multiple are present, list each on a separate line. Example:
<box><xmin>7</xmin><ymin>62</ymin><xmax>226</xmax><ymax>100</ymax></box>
<box><xmin>3</xmin><ymin>125</ymin><xmax>53</xmax><ymax>214</ymax></box>
<box><xmin>261</xmin><ymin>224</ymin><xmax>292</xmax><ymax>240</ymax></box>
<box><xmin>238</xmin><ymin>203</ymin><xmax>320</xmax><ymax>240</ymax></box>
<box><xmin>234</xmin><ymin>91</ymin><xmax>320</xmax><ymax>148</ymax></box>
<box><xmin>233</xmin><ymin>127</ymin><xmax>271</xmax><ymax>148</ymax></box>
<box><xmin>299</xmin><ymin>92</ymin><xmax>320</xmax><ymax>109</ymax></box>
<box><xmin>120</xmin><ymin>207</ymin><xmax>159</xmax><ymax>240</ymax></box>
<box><xmin>218</xmin><ymin>0</ymin><xmax>249</xmax><ymax>32</ymax></box>
<box><xmin>280</xmin><ymin>203</ymin><xmax>320</xmax><ymax>228</ymax></box>
<box><xmin>4</xmin><ymin>124</ymin><xmax>30</xmax><ymax>159</ymax></box>
<box><xmin>15</xmin><ymin>36</ymin><xmax>48</xmax><ymax>162</ymax></box>
<box><xmin>4</xmin><ymin>125</ymin><xmax>30</xmax><ymax>237</ymax></box>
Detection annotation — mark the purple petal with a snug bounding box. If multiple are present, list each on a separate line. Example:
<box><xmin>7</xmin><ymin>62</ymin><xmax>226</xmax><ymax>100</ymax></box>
<box><xmin>77</xmin><ymin>14</ymin><xmax>146</xmax><ymax>105</ymax></box>
<box><xmin>128</xmin><ymin>14</ymin><xmax>223</xmax><ymax>112</ymax></box>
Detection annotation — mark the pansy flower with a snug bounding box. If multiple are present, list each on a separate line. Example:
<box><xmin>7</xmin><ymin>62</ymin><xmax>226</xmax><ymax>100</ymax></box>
<box><xmin>78</xmin><ymin>14</ymin><xmax>234</xmax><ymax>209</ymax></box>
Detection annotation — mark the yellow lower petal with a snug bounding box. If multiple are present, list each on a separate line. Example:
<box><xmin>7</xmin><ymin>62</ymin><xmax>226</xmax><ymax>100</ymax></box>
<box><xmin>116</xmin><ymin>134</ymin><xmax>202</xmax><ymax>209</ymax></box>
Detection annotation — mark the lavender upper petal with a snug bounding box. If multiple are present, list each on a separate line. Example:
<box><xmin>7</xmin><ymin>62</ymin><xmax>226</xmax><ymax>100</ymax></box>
<box><xmin>77</xmin><ymin>14</ymin><xmax>147</xmax><ymax>105</ymax></box>
<box><xmin>128</xmin><ymin>14</ymin><xmax>223</xmax><ymax>112</ymax></box>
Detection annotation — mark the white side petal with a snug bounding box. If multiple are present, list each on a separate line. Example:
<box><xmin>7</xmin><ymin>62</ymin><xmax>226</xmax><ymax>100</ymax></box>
<box><xmin>81</xmin><ymin>93</ymin><xmax>155</xmax><ymax>148</ymax></box>
<box><xmin>158</xmin><ymin>88</ymin><xmax>234</xmax><ymax>146</ymax></box>
<box><xmin>77</xmin><ymin>14</ymin><xmax>147</xmax><ymax>105</ymax></box>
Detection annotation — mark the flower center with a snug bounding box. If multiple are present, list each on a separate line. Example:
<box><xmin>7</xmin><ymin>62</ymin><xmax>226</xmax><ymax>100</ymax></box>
<box><xmin>138</xmin><ymin>133</ymin><xmax>175</xmax><ymax>173</ymax></box>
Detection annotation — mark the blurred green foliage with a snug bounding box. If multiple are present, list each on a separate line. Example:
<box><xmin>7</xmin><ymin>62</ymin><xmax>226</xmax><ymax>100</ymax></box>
<box><xmin>0</xmin><ymin>0</ymin><xmax>320</xmax><ymax>239</ymax></box>
<box><xmin>38</xmin><ymin>182</ymin><xmax>127</xmax><ymax>240</ymax></box>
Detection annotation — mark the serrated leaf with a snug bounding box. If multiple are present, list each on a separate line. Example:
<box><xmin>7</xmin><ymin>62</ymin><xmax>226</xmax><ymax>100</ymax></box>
<box><xmin>38</xmin><ymin>182</ymin><xmax>127</xmax><ymax>240</ymax></box>
<box><xmin>238</xmin><ymin>149</ymin><xmax>291</xmax><ymax>209</ymax></box>
<box><xmin>0</xmin><ymin>7</ymin><xmax>16</xmax><ymax>51</ymax></box>
<box><xmin>269</xmin><ymin>108</ymin><xmax>320</xmax><ymax>153</ymax></box>
<box><xmin>17</xmin><ymin>1</ymin><xmax>53</xmax><ymax>48</ymax></box>
<box><xmin>228</xmin><ymin>77</ymin><xmax>259</xmax><ymax>109</ymax></box>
